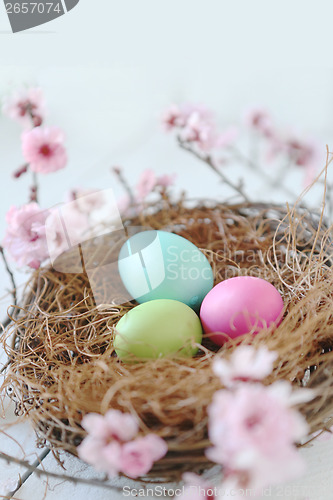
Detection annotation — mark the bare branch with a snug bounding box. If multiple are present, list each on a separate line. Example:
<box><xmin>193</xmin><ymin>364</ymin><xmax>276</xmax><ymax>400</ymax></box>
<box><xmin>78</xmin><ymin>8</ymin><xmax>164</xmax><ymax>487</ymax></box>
<box><xmin>177</xmin><ymin>138</ymin><xmax>250</xmax><ymax>202</ymax></box>
<box><xmin>0</xmin><ymin>247</ymin><xmax>17</xmax><ymax>307</ymax></box>
<box><xmin>30</xmin><ymin>171</ymin><xmax>39</xmax><ymax>203</ymax></box>
<box><xmin>112</xmin><ymin>166</ymin><xmax>135</xmax><ymax>205</ymax></box>
<box><xmin>0</xmin><ymin>451</ymin><xmax>124</xmax><ymax>493</ymax></box>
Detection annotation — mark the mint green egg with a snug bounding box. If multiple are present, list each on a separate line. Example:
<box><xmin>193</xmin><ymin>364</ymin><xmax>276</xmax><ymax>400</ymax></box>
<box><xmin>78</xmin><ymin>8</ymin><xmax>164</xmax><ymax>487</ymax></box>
<box><xmin>114</xmin><ymin>299</ymin><xmax>202</xmax><ymax>361</ymax></box>
<box><xmin>118</xmin><ymin>230</ymin><xmax>214</xmax><ymax>312</ymax></box>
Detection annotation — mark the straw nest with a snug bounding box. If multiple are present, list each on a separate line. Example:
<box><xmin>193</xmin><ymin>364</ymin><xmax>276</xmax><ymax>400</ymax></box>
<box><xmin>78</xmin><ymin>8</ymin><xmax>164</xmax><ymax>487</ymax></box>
<box><xmin>2</xmin><ymin>198</ymin><xmax>333</xmax><ymax>482</ymax></box>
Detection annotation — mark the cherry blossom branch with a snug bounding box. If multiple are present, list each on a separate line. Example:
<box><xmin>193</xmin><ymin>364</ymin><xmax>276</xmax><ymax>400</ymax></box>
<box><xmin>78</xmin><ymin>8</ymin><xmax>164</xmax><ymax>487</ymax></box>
<box><xmin>27</xmin><ymin>107</ymin><xmax>43</xmax><ymax>128</ymax></box>
<box><xmin>6</xmin><ymin>448</ymin><xmax>51</xmax><ymax>497</ymax></box>
<box><xmin>112</xmin><ymin>166</ymin><xmax>135</xmax><ymax>205</ymax></box>
<box><xmin>0</xmin><ymin>247</ymin><xmax>18</xmax><ymax>348</ymax></box>
<box><xmin>0</xmin><ymin>451</ymin><xmax>124</xmax><ymax>493</ymax></box>
<box><xmin>177</xmin><ymin>138</ymin><xmax>251</xmax><ymax>202</ymax></box>
<box><xmin>229</xmin><ymin>147</ymin><xmax>298</xmax><ymax>200</ymax></box>
<box><xmin>0</xmin><ymin>247</ymin><xmax>17</xmax><ymax>307</ymax></box>
<box><xmin>29</xmin><ymin>171</ymin><xmax>39</xmax><ymax>203</ymax></box>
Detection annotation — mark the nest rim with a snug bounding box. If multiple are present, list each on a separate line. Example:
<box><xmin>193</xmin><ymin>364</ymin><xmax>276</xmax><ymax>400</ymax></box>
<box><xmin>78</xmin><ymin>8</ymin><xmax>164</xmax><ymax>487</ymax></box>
<box><xmin>2</xmin><ymin>198</ymin><xmax>333</xmax><ymax>482</ymax></box>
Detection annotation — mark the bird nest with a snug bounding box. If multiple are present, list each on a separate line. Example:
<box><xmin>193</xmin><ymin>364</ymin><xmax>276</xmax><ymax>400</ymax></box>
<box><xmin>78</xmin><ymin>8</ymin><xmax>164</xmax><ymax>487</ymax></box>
<box><xmin>2</xmin><ymin>198</ymin><xmax>333</xmax><ymax>482</ymax></box>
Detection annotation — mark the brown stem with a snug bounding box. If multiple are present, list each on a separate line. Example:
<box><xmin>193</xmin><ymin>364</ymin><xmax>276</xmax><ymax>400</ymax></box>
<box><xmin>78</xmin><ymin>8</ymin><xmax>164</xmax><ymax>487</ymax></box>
<box><xmin>112</xmin><ymin>166</ymin><xmax>135</xmax><ymax>205</ymax></box>
<box><xmin>0</xmin><ymin>451</ymin><xmax>124</xmax><ymax>493</ymax></box>
<box><xmin>178</xmin><ymin>138</ymin><xmax>250</xmax><ymax>202</ymax></box>
<box><xmin>7</xmin><ymin>448</ymin><xmax>51</xmax><ymax>498</ymax></box>
<box><xmin>30</xmin><ymin>171</ymin><xmax>39</xmax><ymax>203</ymax></box>
<box><xmin>230</xmin><ymin>146</ymin><xmax>298</xmax><ymax>200</ymax></box>
<box><xmin>0</xmin><ymin>247</ymin><xmax>17</xmax><ymax>307</ymax></box>
<box><xmin>28</xmin><ymin>109</ymin><xmax>43</xmax><ymax>128</ymax></box>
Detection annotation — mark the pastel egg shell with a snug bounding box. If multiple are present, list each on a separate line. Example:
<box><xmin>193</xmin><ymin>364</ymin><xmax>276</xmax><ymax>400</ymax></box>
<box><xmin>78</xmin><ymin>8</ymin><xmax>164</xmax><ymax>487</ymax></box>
<box><xmin>114</xmin><ymin>299</ymin><xmax>203</xmax><ymax>361</ymax></box>
<box><xmin>200</xmin><ymin>276</ymin><xmax>284</xmax><ymax>346</ymax></box>
<box><xmin>118</xmin><ymin>230</ymin><xmax>214</xmax><ymax>311</ymax></box>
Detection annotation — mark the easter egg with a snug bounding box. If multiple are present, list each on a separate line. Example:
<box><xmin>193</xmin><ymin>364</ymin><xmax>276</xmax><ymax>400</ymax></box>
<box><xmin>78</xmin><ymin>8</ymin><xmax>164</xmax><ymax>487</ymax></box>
<box><xmin>200</xmin><ymin>276</ymin><xmax>284</xmax><ymax>346</ymax></box>
<box><xmin>114</xmin><ymin>299</ymin><xmax>203</xmax><ymax>360</ymax></box>
<box><xmin>118</xmin><ymin>230</ymin><xmax>213</xmax><ymax>312</ymax></box>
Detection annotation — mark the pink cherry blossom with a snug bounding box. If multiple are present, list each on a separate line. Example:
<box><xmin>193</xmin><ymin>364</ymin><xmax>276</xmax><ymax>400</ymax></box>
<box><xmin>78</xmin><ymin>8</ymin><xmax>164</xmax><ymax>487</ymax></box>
<box><xmin>81</xmin><ymin>409</ymin><xmax>138</xmax><ymax>442</ymax></box>
<box><xmin>180</xmin><ymin>111</ymin><xmax>217</xmax><ymax>151</ymax></box>
<box><xmin>208</xmin><ymin>382</ymin><xmax>313</xmax><ymax>457</ymax></box>
<box><xmin>162</xmin><ymin>103</ymin><xmax>212</xmax><ymax>131</ymax></box>
<box><xmin>229</xmin><ymin>444</ymin><xmax>306</xmax><ymax>493</ymax></box>
<box><xmin>265</xmin><ymin>131</ymin><xmax>322</xmax><ymax>186</ymax></box>
<box><xmin>212</xmin><ymin>346</ymin><xmax>278</xmax><ymax>387</ymax></box>
<box><xmin>22</xmin><ymin>126</ymin><xmax>67</xmax><ymax>174</ymax></box>
<box><xmin>117</xmin><ymin>194</ymin><xmax>144</xmax><ymax>218</ymax></box>
<box><xmin>44</xmin><ymin>205</ymin><xmax>91</xmax><ymax>262</ymax></box>
<box><xmin>99</xmin><ymin>440</ymin><xmax>124</xmax><ymax>475</ymax></box>
<box><xmin>2</xmin><ymin>87</ymin><xmax>45</xmax><ymax>128</ymax></box>
<box><xmin>180</xmin><ymin>103</ymin><xmax>213</xmax><ymax>122</ymax></box>
<box><xmin>285</xmin><ymin>136</ymin><xmax>320</xmax><ymax>168</ymax></box>
<box><xmin>162</xmin><ymin>102</ymin><xmax>236</xmax><ymax>151</ymax></box>
<box><xmin>267</xmin><ymin>379</ymin><xmax>315</xmax><ymax>407</ymax></box>
<box><xmin>132</xmin><ymin>169</ymin><xmax>177</xmax><ymax>205</ymax></box>
<box><xmin>66</xmin><ymin>189</ymin><xmax>106</xmax><ymax>213</ymax></box>
<box><xmin>119</xmin><ymin>434</ymin><xmax>168</xmax><ymax>478</ymax></box>
<box><xmin>77</xmin><ymin>410</ymin><xmax>167</xmax><ymax>478</ymax></box>
<box><xmin>285</xmin><ymin>136</ymin><xmax>322</xmax><ymax>186</ymax></box>
<box><xmin>136</xmin><ymin>169</ymin><xmax>176</xmax><ymax>199</ymax></box>
<box><xmin>77</xmin><ymin>435</ymin><xmax>121</xmax><ymax>474</ymax></box>
<box><xmin>161</xmin><ymin>104</ymin><xmax>185</xmax><ymax>130</ymax></box>
<box><xmin>206</xmin><ymin>382</ymin><xmax>314</xmax><ymax>491</ymax></box>
<box><xmin>156</xmin><ymin>173</ymin><xmax>177</xmax><ymax>188</ymax></box>
<box><xmin>2</xmin><ymin>203</ymin><xmax>49</xmax><ymax>269</ymax></box>
<box><xmin>117</xmin><ymin>195</ymin><xmax>131</xmax><ymax>215</ymax></box>
<box><xmin>243</xmin><ymin>107</ymin><xmax>274</xmax><ymax>138</ymax></box>
<box><xmin>136</xmin><ymin>169</ymin><xmax>157</xmax><ymax>199</ymax></box>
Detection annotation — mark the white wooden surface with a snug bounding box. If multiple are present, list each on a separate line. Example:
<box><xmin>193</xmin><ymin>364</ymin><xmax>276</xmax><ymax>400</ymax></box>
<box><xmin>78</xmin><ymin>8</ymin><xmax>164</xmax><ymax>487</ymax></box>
<box><xmin>1</xmin><ymin>1</ymin><xmax>333</xmax><ymax>498</ymax></box>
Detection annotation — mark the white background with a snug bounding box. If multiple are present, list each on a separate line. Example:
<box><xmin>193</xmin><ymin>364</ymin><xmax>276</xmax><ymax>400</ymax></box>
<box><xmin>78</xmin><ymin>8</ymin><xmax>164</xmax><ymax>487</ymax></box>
<box><xmin>1</xmin><ymin>1</ymin><xmax>333</xmax><ymax>499</ymax></box>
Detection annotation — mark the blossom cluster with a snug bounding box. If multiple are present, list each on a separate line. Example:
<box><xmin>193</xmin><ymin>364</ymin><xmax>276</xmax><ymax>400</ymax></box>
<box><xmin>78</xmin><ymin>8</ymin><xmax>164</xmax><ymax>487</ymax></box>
<box><xmin>2</xmin><ymin>87</ymin><xmax>45</xmax><ymax>128</ymax></box>
<box><xmin>1</xmin><ymin>87</ymin><xmax>175</xmax><ymax>269</ymax></box>
<box><xmin>117</xmin><ymin>168</ymin><xmax>176</xmax><ymax>216</ymax></box>
<box><xmin>2</xmin><ymin>189</ymin><xmax>104</xmax><ymax>269</ymax></box>
<box><xmin>162</xmin><ymin>103</ymin><xmax>322</xmax><ymax>187</ymax></box>
<box><xmin>2</xmin><ymin>172</ymin><xmax>175</xmax><ymax>269</ymax></box>
<box><xmin>162</xmin><ymin>103</ymin><xmax>238</xmax><ymax>151</ymax></box>
<box><xmin>77</xmin><ymin>409</ymin><xmax>167</xmax><ymax>478</ymax></box>
<box><xmin>3</xmin><ymin>87</ymin><xmax>67</xmax><ymax>177</ymax></box>
<box><xmin>76</xmin><ymin>347</ymin><xmax>314</xmax><ymax>490</ymax></box>
<box><xmin>178</xmin><ymin>346</ymin><xmax>315</xmax><ymax>499</ymax></box>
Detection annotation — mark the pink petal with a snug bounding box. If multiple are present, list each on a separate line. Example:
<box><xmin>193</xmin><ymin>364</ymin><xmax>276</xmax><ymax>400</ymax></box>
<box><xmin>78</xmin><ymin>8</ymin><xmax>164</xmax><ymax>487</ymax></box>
<box><xmin>104</xmin><ymin>409</ymin><xmax>138</xmax><ymax>441</ymax></box>
<box><xmin>22</xmin><ymin>126</ymin><xmax>67</xmax><ymax>174</ymax></box>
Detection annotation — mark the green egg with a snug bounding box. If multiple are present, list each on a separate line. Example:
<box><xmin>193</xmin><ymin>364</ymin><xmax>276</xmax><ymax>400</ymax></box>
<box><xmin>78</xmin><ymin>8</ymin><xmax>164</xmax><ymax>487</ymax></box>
<box><xmin>114</xmin><ymin>299</ymin><xmax>202</xmax><ymax>361</ymax></box>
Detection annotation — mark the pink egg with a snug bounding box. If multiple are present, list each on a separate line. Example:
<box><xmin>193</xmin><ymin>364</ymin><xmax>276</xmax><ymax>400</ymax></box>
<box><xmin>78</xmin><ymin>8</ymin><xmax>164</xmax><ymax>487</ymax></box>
<box><xmin>200</xmin><ymin>276</ymin><xmax>284</xmax><ymax>346</ymax></box>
